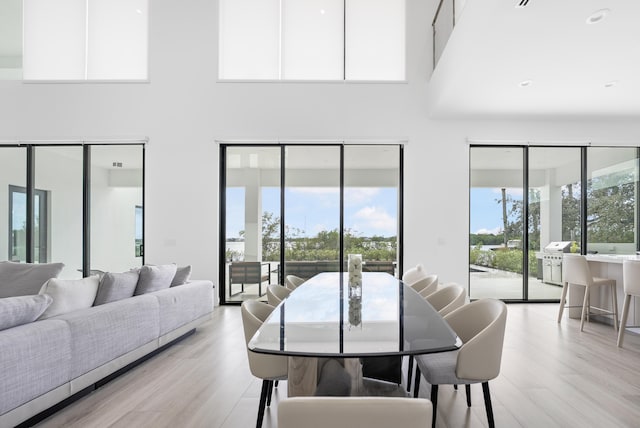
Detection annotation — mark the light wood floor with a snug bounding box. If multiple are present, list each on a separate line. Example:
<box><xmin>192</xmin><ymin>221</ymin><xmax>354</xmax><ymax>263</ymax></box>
<box><xmin>35</xmin><ymin>303</ymin><xmax>640</xmax><ymax>428</ymax></box>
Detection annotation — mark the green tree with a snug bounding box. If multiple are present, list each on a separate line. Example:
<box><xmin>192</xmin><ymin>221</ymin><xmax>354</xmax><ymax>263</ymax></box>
<box><xmin>586</xmin><ymin>173</ymin><xmax>635</xmax><ymax>243</ymax></box>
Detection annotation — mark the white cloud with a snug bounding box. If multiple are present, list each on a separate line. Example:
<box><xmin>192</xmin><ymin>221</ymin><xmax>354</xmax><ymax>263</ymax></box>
<box><xmin>352</xmin><ymin>206</ymin><xmax>396</xmax><ymax>236</ymax></box>
<box><xmin>475</xmin><ymin>226</ymin><xmax>502</xmax><ymax>235</ymax></box>
<box><xmin>344</xmin><ymin>188</ymin><xmax>380</xmax><ymax>205</ymax></box>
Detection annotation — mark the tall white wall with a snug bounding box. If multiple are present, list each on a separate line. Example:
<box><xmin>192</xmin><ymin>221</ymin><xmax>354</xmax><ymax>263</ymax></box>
<box><xmin>1</xmin><ymin>0</ymin><xmax>640</xmax><ymax>296</ymax></box>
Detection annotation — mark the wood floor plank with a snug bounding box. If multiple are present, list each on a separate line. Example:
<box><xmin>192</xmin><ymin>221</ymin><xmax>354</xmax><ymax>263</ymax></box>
<box><xmin>33</xmin><ymin>303</ymin><xmax>640</xmax><ymax>428</ymax></box>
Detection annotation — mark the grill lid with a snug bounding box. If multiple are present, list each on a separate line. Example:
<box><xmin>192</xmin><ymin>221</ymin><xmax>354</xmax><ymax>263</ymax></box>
<box><xmin>544</xmin><ymin>241</ymin><xmax>573</xmax><ymax>253</ymax></box>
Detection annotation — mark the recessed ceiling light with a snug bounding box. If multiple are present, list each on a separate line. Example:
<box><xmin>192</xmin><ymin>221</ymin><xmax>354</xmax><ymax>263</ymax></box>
<box><xmin>604</xmin><ymin>80</ymin><xmax>618</xmax><ymax>88</ymax></box>
<box><xmin>586</xmin><ymin>8</ymin><xmax>610</xmax><ymax>24</ymax></box>
<box><xmin>519</xmin><ymin>80</ymin><xmax>533</xmax><ymax>87</ymax></box>
<box><xmin>320</xmin><ymin>9</ymin><xmax>326</xmax><ymax>15</ymax></box>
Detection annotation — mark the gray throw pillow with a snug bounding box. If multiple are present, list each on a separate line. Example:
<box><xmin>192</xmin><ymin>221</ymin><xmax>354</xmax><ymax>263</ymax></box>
<box><xmin>134</xmin><ymin>264</ymin><xmax>177</xmax><ymax>295</ymax></box>
<box><xmin>0</xmin><ymin>261</ymin><xmax>65</xmax><ymax>298</ymax></box>
<box><xmin>0</xmin><ymin>294</ymin><xmax>53</xmax><ymax>331</ymax></box>
<box><xmin>94</xmin><ymin>271</ymin><xmax>140</xmax><ymax>306</ymax></box>
<box><xmin>171</xmin><ymin>265</ymin><xmax>192</xmax><ymax>286</ymax></box>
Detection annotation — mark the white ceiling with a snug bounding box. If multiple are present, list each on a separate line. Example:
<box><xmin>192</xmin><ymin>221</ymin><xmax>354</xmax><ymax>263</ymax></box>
<box><xmin>429</xmin><ymin>0</ymin><xmax>640</xmax><ymax>119</ymax></box>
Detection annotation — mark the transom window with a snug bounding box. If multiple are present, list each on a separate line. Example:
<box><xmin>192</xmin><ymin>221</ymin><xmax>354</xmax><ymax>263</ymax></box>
<box><xmin>218</xmin><ymin>0</ymin><xmax>406</xmax><ymax>81</ymax></box>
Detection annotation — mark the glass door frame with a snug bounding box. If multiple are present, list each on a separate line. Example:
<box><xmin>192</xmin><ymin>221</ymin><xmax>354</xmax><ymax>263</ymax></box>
<box><xmin>469</xmin><ymin>144</ymin><xmax>594</xmax><ymax>303</ymax></box>
<box><xmin>0</xmin><ymin>142</ymin><xmax>145</xmax><ymax>274</ymax></box>
<box><xmin>218</xmin><ymin>142</ymin><xmax>404</xmax><ymax>305</ymax></box>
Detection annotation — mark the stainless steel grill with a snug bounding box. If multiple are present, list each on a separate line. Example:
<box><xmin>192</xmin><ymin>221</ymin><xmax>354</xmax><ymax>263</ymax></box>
<box><xmin>542</xmin><ymin>241</ymin><xmax>572</xmax><ymax>285</ymax></box>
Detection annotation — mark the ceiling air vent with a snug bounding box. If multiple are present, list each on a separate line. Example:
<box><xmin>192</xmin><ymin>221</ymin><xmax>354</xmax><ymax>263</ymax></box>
<box><xmin>516</xmin><ymin>0</ymin><xmax>530</xmax><ymax>7</ymax></box>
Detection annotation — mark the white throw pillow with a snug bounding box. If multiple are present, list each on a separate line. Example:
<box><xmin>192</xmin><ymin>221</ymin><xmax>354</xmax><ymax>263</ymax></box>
<box><xmin>38</xmin><ymin>276</ymin><xmax>100</xmax><ymax>319</ymax></box>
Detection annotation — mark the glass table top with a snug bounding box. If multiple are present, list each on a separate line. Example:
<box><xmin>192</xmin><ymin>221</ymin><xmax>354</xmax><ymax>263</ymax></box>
<box><xmin>248</xmin><ymin>272</ymin><xmax>460</xmax><ymax>358</ymax></box>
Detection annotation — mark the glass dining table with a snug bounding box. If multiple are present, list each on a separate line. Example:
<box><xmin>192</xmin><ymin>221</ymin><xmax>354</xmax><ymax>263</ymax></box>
<box><xmin>248</xmin><ymin>272</ymin><xmax>460</xmax><ymax>396</ymax></box>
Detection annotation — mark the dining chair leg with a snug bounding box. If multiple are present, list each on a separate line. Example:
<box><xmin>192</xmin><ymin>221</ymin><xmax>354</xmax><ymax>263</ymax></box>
<box><xmin>430</xmin><ymin>384</ymin><xmax>439</xmax><ymax>428</ymax></box>
<box><xmin>257</xmin><ymin>380</ymin><xmax>270</xmax><ymax>428</ymax></box>
<box><xmin>275</xmin><ymin>380</ymin><xmax>279</xmax><ymax>388</ymax></box>
<box><xmin>580</xmin><ymin>286</ymin><xmax>590</xmax><ymax>332</ymax></box>
<box><xmin>413</xmin><ymin>366</ymin><xmax>421</xmax><ymax>398</ymax></box>
<box><xmin>482</xmin><ymin>381</ymin><xmax>495</xmax><ymax>428</ymax></box>
<box><xmin>618</xmin><ymin>294</ymin><xmax>631</xmax><ymax>347</ymax></box>
<box><xmin>465</xmin><ymin>384</ymin><xmax>471</xmax><ymax>407</ymax></box>
<box><xmin>407</xmin><ymin>356</ymin><xmax>414</xmax><ymax>392</ymax></box>
<box><xmin>266</xmin><ymin>380</ymin><xmax>274</xmax><ymax>407</ymax></box>
<box><xmin>611</xmin><ymin>284</ymin><xmax>619</xmax><ymax>331</ymax></box>
<box><xmin>453</xmin><ymin>384</ymin><xmax>458</xmax><ymax>390</ymax></box>
<box><xmin>557</xmin><ymin>281</ymin><xmax>569</xmax><ymax>323</ymax></box>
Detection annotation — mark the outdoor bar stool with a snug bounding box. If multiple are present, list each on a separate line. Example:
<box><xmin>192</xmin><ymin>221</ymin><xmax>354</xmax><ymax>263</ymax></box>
<box><xmin>618</xmin><ymin>259</ymin><xmax>640</xmax><ymax>347</ymax></box>
<box><xmin>557</xmin><ymin>254</ymin><xmax>619</xmax><ymax>332</ymax></box>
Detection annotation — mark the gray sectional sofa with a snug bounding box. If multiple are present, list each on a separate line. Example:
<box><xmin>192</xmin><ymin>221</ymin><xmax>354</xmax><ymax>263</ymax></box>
<box><xmin>0</xmin><ymin>279</ymin><xmax>214</xmax><ymax>427</ymax></box>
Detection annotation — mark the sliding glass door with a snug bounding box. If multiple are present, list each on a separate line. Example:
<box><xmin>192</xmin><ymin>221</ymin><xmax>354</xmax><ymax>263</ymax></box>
<box><xmin>527</xmin><ymin>147</ymin><xmax>581</xmax><ymax>300</ymax></box>
<box><xmin>283</xmin><ymin>145</ymin><xmax>341</xmax><ymax>282</ymax></box>
<box><xmin>586</xmin><ymin>148</ymin><xmax>637</xmax><ymax>255</ymax></box>
<box><xmin>470</xmin><ymin>145</ymin><xmax>638</xmax><ymax>302</ymax></box>
<box><xmin>469</xmin><ymin>147</ymin><xmax>524</xmax><ymax>300</ymax></box>
<box><xmin>0</xmin><ymin>143</ymin><xmax>145</xmax><ymax>276</ymax></box>
<box><xmin>344</xmin><ymin>145</ymin><xmax>399</xmax><ymax>277</ymax></box>
<box><xmin>220</xmin><ymin>143</ymin><xmax>402</xmax><ymax>304</ymax></box>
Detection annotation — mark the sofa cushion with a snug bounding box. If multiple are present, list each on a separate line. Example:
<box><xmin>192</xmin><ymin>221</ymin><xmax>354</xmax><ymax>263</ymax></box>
<box><xmin>171</xmin><ymin>265</ymin><xmax>192</xmax><ymax>286</ymax></box>
<box><xmin>135</xmin><ymin>264</ymin><xmax>177</xmax><ymax>295</ymax></box>
<box><xmin>0</xmin><ymin>261</ymin><xmax>65</xmax><ymax>298</ymax></box>
<box><xmin>38</xmin><ymin>276</ymin><xmax>100</xmax><ymax>319</ymax></box>
<box><xmin>51</xmin><ymin>295</ymin><xmax>160</xmax><ymax>379</ymax></box>
<box><xmin>0</xmin><ymin>294</ymin><xmax>53</xmax><ymax>331</ymax></box>
<box><xmin>0</xmin><ymin>319</ymin><xmax>72</xmax><ymax>415</ymax></box>
<box><xmin>151</xmin><ymin>280</ymin><xmax>213</xmax><ymax>336</ymax></box>
<box><xmin>94</xmin><ymin>271</ymin><xmax>140</xmax><ymax>306</ymax></box>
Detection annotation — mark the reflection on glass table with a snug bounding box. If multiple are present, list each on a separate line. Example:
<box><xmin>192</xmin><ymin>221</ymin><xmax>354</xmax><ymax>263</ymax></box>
<box><xmin>249</xmin><ymin>272</ymin><xmax>460</xmax><ymax>358</ymax></box>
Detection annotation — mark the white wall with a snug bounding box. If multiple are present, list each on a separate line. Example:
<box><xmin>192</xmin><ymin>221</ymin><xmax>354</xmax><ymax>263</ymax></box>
<box><xmin>1</xmin><ymin>0</ymin><xmax>640</xmax><ymax>296</ymax></box>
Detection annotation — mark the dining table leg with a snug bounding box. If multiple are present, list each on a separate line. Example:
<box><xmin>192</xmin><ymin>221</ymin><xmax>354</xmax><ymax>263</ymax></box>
<box><xmin>287</xmin><ymin>356</ymin><xmax>318</xmax><ymax>396</ymax></box>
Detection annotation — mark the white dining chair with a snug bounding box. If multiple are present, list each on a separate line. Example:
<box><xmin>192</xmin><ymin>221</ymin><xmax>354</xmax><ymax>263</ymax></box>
<box><xmin>407</xmin><ymin>282</ymin><xmax>466</xmax><ymax>393</ymax></box>
<box><xmin>557</xmin><ymin>254</ymin><xmax>618</xmax><ymax>332</ymax></box>
<box><xmin>266</xmin><ymin>284</ymin><xmax>291</xmax><ymax>306</ymax></box>
<box><xmin>415</xmin><ymin>274</ymin><xmax>438</xmax><ymax>298</ymax></box>
<box><xmin>425</xmin><ymin>283</ymin><xmax>466</xmax><ymax>316</ymax></box>
<box><xmin>285</xmin><ymin>274</ymin><xmax>305</xmax><ymax>290</ymax></box>
<box><xmin>278</xmin><ymin>397</ymin><xmax>433</xmax><ymax>428</ymax></box>
<box><xmin>402</xmin><ymin>264</ymin><xmax>429</xmax><ymax>286</ymax></box>
<box><xmin>618</xmin><ymin>259</ymin><xmax>640</xmax><ymax>347</ymax></box>
<box><xmin>241</xmin><ymin>300</ymin><xmax>288</xmax><ymax>428</ymax></box>
<box><xmin>414</xmin><ymin>299</ymin><xmax>507</xmax><ymax>428</ymax></box>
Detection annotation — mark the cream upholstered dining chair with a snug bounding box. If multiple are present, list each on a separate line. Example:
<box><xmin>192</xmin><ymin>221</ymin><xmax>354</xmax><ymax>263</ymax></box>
<box><xmin>284</xmin><ymin>274</ymin><xmax>305</xmax><ymax>290</ymax></box>
<box><xmin>618</xmin><ymin>259</ymin><xmax>640</xmax><ymax>347</ymax></box>
<box><xmin>266</xmin><ymin>284</ymin><xmax>291</xmax><ymax>306</ymax></box>
<box><xmin>416</xmin><ymin>274</ymin><xmax>438</xmax><ymax>298</ymax></box>
<box><xmin>413</xmin><ymin>299</ymin><xmax>507</xmax><ymax>428</ymax></box>
<box><xmin>407</xmin><ymin>282</ymin><xmax>467</xmax><ymax>393</ymax></box>
<box><xmin>240</xmin><ymin>300</ymin><xmax>288</xmax><ymax>428</ymax></box>
<box><xmin>278</xmin><ymin>397</ymin><xmax>433</xmax><ymax>428</ymax></box>
<box><xmin>425</xmin><ymin>283</ymin><xmax>467</xmax><ymax>317</ymax></box>
<box><xmin>402</xmin><ymin>264</ymin><xmax>429</xmax><ymax>286</ymax></box>
<box><xmin>557</xmin><ymin>254</ymin><xmax>619</xmax><ymax>332</ymax></box>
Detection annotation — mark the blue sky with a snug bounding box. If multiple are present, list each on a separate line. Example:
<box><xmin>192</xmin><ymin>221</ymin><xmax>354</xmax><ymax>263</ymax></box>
<box><xmin>227</xmin><ymin>186</ymin><xmax>519</xmax><ymax>238</ymax></box>
<box><xmin>469</xmin><ymin>187</ymin><xmax>522</xmax><ymax>234</ymax></box>
<box><xmin>226</xmin><ymin>187</ymin><xmax>398</xmax><ymax>238</ymax></box>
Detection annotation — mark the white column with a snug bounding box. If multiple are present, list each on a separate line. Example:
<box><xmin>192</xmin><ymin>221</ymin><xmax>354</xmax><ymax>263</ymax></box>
<box><xmin>243</xmin><ymin>169</ymin><xmax>262</xmax><ymax>262</ymax></box>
